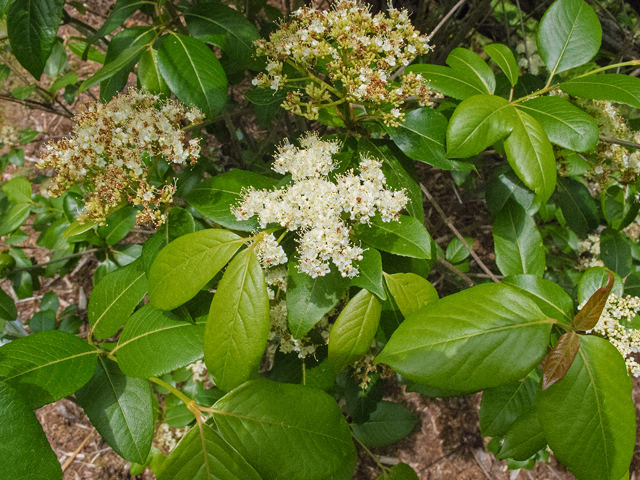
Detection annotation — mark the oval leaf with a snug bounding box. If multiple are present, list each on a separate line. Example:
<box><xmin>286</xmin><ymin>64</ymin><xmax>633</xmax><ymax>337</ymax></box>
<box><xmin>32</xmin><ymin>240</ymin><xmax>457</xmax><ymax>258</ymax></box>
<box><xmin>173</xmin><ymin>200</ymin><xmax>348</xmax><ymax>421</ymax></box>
<box><xmin>560</xmin><ymin>74</ymin><xmax>640</xmax><ymax>109</ymax></box>
<box><xmin>352</xmin><ymin>248</ymin><xmax>386</xmax><ymax>301</ymax></box>
<box><xmin>446</xmin><ymin>48</ymin><xmax>495</xmax><ymax>94</ymax></box>
<box><xmin>204</xmin><ymin>249</ymin><xmax>270</xmax><ymax>390</ymax></box>
<box><xmin>354</xmin><ymin>215</ymin><xmax>433</xmax><ymax>259</ymax></box>
<box><xmin>148</xmin><ymin>229</ymin><xmax>244</xmax><ymax>311</ymax></box>
<box><xmin>495</xmin><ymin>411</ymin><xmax>546</xmax><ymax>461</ymax></box>
<box><xmin>600</xmin><ymin>227</ymin><xmax>632</xmax><ymax>278</ymax></box>
<box><xmin>502</xmin><ymin>275</ymin><xmax>573</xmax><ymax>324</ymax></box>
<box><xmin>0</xmin><ymin>330</ymin><xmax>97</xmax><ymax>409</ymax></box>
<box><xmin>484</xmin><ymin>44</ymin><xmax>519</xmax><ymax>87</ymax></box>
<box><xmin>328</xmin><ymin>289</ymin><xmax>382</xmax><ymax>372</ymax></box>
<box><xmin>556</xmin><ymin>176</ymin><xmax>599</xmax><ymax>238</ymax></box>
<box><xmin>573</xmin><ymin>270</ymin><xmax>613</xmax><ymax>331</ymax></box>
<box><xmin>542</xmin><ymin>331</ymin><xmax>580</xmax><ymax>390</ymax></box>
<box><xmin>383</xmin><ymin>272</ymin><xmax>438</xmax><ymax>318</ymax></box>
<box><xmin>213</xmin><ymin>379</ymin><xmax>357</xmax><ymax>480</ymax></box>
<box><xmin>405</xmin><ymin>64</ymin><xmax>486</xmax><ymax>100</ymax></box>
<box><xmin>375</xmin><ymin>283</ymin><xmax>554</xmax><ymax>393</ymax></box>
<box><xmin>351</xmin><ymin>401</ymin><xmax>417</xmax><ymax>448</ymax></box>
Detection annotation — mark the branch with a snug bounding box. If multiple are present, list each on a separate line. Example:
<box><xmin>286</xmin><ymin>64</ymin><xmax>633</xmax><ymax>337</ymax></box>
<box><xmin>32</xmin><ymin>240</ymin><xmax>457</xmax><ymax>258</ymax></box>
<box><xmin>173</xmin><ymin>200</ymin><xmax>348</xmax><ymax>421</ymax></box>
<box><xmin>437</xmin><ymin>257</ymin><xmax>474</xmax><ymax>287</ymax></box>
<box><xmin>0</xmin><ymin>93</ymin><xmax>73</xmax><ymax>118</ymax></box>
<box><xmin>420</xmin><ymin>183</ymin><xmax>501</xmax><ymax>283</ymax></box>
<box><xmin>599</xmin><ymin>135</ymin><xmax>640</xmax><ymax>150</ymax></box>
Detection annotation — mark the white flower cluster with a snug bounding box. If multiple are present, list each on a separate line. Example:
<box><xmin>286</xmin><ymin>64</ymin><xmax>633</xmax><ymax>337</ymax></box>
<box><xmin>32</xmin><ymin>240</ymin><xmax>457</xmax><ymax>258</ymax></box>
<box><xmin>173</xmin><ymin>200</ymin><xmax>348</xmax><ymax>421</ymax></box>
<box><xmin>234</xmin><ymin>133</ymin><xmax>408</xmax><ymax>278</ymax></box>
<box><xmin>186</xmin><ymin>360</ymin><xmax>209</xmax><ymax>383</ymax></box>
<box><xmin>576</xmin><ymin>234</ymin><xmax>604</xmax><ymax>270</ymax></box>
<box><xmin>255</xmin><ymin>233</ymin><xmax>288</xmax><ymax>269</ymax></box>
<box><xmin>585</xmin><ymin>294</ymin><xmax>640</xmax><ymax>376</ymax></box>
<box><xmin>155</xmin><ymin>423</ymin><xmax>188</xmax><ymax>452</ymax></box>
<box><xmin>0</xmin><ymin>125</ymin><xmax>18</xmax><ymax>146</ymax></box>
<box><xmin>265</xmin><ymin>266</ymin><xmax>287</xmax><ymax>300</ymax></box>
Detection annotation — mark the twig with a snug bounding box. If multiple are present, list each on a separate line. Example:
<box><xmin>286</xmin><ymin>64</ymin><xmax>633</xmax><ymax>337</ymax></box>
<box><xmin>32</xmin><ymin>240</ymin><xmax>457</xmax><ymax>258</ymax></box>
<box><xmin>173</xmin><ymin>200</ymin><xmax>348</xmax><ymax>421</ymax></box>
<box><xmin>466</xmin><ymin>272</ymin><xmax>505</xmax><ymax>279</ymax></box>
<box><xmin>421</xmin><ymin>183</ymin><xmax>500</xmax><ymax>283</ymax></box>
<box><xmin>429</xmin><ymin>0</ymin><xmax>466</xmax><ymax>38</ymax></box>
<box><xmin>514</xmin><ymin>0</ymin><xmax>531</xmax><ymax>73</ymax></box>
<box><xmin>437</xmin><ymin>257</ymin><xmax>474</xmax><ymax>286</ymax></box>
<box><xmin>599</xmin><ymin>135</ymin><xmax>640</xmax><ymax>150</ymax></box>
<box><xmin>471</xmin><ymin>448</ymin><xmax>492</xmax><ymax>480</ymax></box>
<box><xmin>61</xmin><ymin>428</ymin><xmax>95</xmax><ymax>472</ymax></box>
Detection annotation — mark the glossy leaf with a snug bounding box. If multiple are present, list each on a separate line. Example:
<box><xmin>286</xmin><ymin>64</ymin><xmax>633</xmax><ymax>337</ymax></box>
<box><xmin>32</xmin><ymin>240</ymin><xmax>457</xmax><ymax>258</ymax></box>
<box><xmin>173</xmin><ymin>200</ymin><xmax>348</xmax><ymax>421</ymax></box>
<box><xmin>352</xmin><ymin>248</ymin><xmax>386</xmax><ymax>300</ymax></box>
<box><xmin>405</xmin><ymin>64</ymin><xmax>486</xmax><ymax>100</ymax></box>
<box><xmin>496</xmin><ymin>411</ymin><xmax>546</xmax><ymax>461</ymax></box>
<box><xmin>0</xmin><ymin>203</ymin><xmax>30</xmax><ymax>236</ymax></box>
<box><xmin>502</xmin><ymin>275</ymin><xmax>573</xmax><ymax>323</ymax></box>
<box><xmin>0</xmin><ymin>330</ymin><xmax>97</xmax><ymax>409</ymax></box>
<box><xmin>484</xmin><ymin>44</ymin><xmax>518</xmax><ymax>87</ymax></box>
<box><xmin>354</xmin><ymin>215</ymin><xmax>432</xmax><ymax>259</ymax></box>
<box><xmin>493</xmin><ymin>200</ymin><xmax>545</xmax><ymax>277</ymax></box>
<box><xmin>345</xmin><ymin>373</ymin><xmax>384</xmax><ymax>424</ymax></box>
<box><xmin>204</xmin><ymin>249</ymin><xmax>270</xmax><ymax>390</ymax></box>
<box><xmin>157</xmin><ymin>423</ymin><xmax>261</xmax><ymax>480</ymax></box>
<box><xmin>537</xmin><ymin>0</ymin><xmax>602</xmax><ymax>76</ymax></box>
<box><xmin>516</xmin><ymin>96</ymin><xmax>598</xmax><ymax>152</ymax></box>
<box><xmin>504</xmin><ymin>108</ymin><xmax>556</xmax><ymax>203</ymax></box>
<box><xmin>446</xmin><ymin>95</ymin><xmax>516</xmax><ymax>158</ymax></box>
<box><xmin>286</xmin><ymin>260</ymin><xmax>350</xmax><ymax>339</ymax></box>
<box><xmin>538</xmin><ymin>335</ymin><xmax>635</xmax><ymax>480</ymax></box>
<box><xmin>156</xmin><ymin>33</ymin><xmax>228</xmax><ymax>119</ymax></box>
<box><xmin>559</xmin><ymin>74</ymin><xmax>640</xmax><ymax>109</ymax></box>
<box><xmin>351</xmin><ymin>401</ymin><xmax>417</xmax><ymax>448</ymax></box>
<box><xmin>148</xmin><ymin>229</ymin><xmax>244</xmax><ymax>311</ymax></box>
<box><xmin>328</xmin><ymin>289</ymin><xmax>382</xmax><ymax>372</ymax></box>
<box><xmin>3</xmin><ymin>177</ymin><xmax>31</xmax><ymax>203</ymax></box>
<box><xmin>213</xmin><ymin>379</ymin><xmax>357</xmax><ymax>480</ymax></box>
<box><xmin>603</xmin><ymin>185</ymin><xmax>640</xmax><ymax>231</ymax></box>
<box><xmin>577</xmin><ymin>266</ymin><xmax>623</xmax><ymax>304</ymax></box>
<box><xmin>80</xmin><ymin>43</ymin><xmax>149</xmax><ymax>92</ymax></box>
<box><xmin>141</xmin><ymin>208</ymin><xmax>196</xmax><ymax>275</ymax></box>
<box><xmin>138</xmin><ymin>48</ymin><xmax>170</xmax><ymax>96</ymax></box>
<box><xmin>445</xmin><ymin>237</ymin><xmax>473</xmax><ymax>264</ymax></box>
<box><xmin>7</xmin><ymin>0</ymin><xmax>65</xmax><ymax>79</ymax></box>
<box><xmin>115</xmin><ymin>305</ymin><xmax>205</xmax><ymax>378</ymax></box>
<box><xmin>556</xmin><ymin>176</ymin><xmax>599</xmax><ymax>237</ymax></box>
<box><xmin>386</xmin><ymin>108</ymin><xmax>472</xmax><ymax>171</ymax></box>
<box><xmin>378</xmin><ymin>463</ymin><xmax>419</xmax><ymax>480</ymax></box>
<box><xmin>76</xmin><ymin>357</ymin><xmax>153</xmax><ymax>464</ymax></box>
<box><xmin>383</xmin><ymin>272</ymin><xmax>438</xmax><ymax>318</ymax></box>
<box><xmin>88</xmin><ymin>259</ymin><xmax>148</xmax><ymax>339</ymax></box>
<box><xmin>0</xmin><ymin>381</ymin><xmax>62</xmax><ymax>480</ymax></box>
<box><xmin>0</xmin><ymin>288</ymin><xmax>17</xmax><ymax>322</ymax></box>
<box><xmin>542</xmin><ymin>331</ymin><xmax>580</xmax><ymax>390</ymax></box>
<box><xmin>485</xmin><ymin>169</ymin><xmax>535</xmax><ymax>216</ymax></box>
<box><xmin>97</xmin><ymin>205</ymin><xmax>137</xmax><ymax>245</ymax></box>
<box><xmin>446</xmin><ymin>48</ymin><xmax>495</xmax><ymax>94</ymax></box>
<box><xmin>479</xmin><ymin>373</ymin><xmax>538</xmax><ymax>437</ymax></box>
<box><xmin>89</xmin><ymin>0</ymin><xmax>144</xmax><ymax>42</ymax></box>
<box><xmin>600</xmin><ymin>228</ymin><xmax>632</xmax><ymax>278</ymax></box>
<box><xmin>573</xmin><ymin>270</ymin><xmax>613</xmax><ymax>331</ymax></box>
<box><xmin>375</xmin><ymin>283</ymin><xmax>554</xmax><ymax>392</ymax></box>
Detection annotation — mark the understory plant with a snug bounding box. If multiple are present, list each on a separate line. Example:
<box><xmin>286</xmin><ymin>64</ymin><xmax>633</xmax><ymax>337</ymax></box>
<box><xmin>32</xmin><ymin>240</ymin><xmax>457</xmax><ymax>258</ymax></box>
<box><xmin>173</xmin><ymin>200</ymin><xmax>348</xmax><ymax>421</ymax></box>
<box><xmin>1</xmin><ymin>0</ymin><xmax>640</xmax><ymax>479</ymax></box>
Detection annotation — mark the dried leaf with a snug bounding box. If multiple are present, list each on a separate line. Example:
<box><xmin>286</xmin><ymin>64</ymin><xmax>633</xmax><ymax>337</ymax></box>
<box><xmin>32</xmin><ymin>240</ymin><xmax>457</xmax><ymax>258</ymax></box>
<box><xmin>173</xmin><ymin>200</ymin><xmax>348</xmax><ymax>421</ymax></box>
<box><xmin>542</xmin><ymin>331</ymin><xmax>580</xmax><ymax>390</ymax></box>
<box><xmin>573</xmin><ymin>270</ymin><xmax>613</xmax><ymax>331</ymax></box>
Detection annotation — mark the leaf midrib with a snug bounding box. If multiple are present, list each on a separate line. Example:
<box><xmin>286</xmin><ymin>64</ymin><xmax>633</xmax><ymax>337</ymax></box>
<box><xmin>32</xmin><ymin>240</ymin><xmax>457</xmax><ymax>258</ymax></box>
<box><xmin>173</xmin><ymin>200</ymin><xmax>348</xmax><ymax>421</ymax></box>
<box><xmin>2</xmin><ymin>349</ymin><xmax>97</xmax><ymax>382</ymax></box>
<box><xmin>91</xmin><ymin>271</ymin><xmax>146</xmax><ymax>333</ymax></box>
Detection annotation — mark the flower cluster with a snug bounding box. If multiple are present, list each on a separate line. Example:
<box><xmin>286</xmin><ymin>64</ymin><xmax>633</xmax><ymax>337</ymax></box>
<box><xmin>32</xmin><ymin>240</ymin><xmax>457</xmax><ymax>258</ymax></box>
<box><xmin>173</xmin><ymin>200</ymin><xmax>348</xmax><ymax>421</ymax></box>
<box><xmin>234</xmin><ymin>133</ymin><xmax>408</xmax><ymax>278</ymax></box>
<box><xmin>584</xmin><ymin>294</ymin><xmax>640</xmax><ymax>376</ymax></box>
<box><xmin>38</xmin><ymin>89</ymin><xmax>203</xmax><ymax>226</ymax></box>
<box><xmin>0</xmin><ymin>125</ymin><xmax>18</xmax><ymax>146</ymax></box>
<box><xmin>576</xmin><ymin>234</ymin><xmax>604</xmax><ymax>270</ymax></box>
<box><xmin>252</xmin><ymin>0</ymin><xmax>436</xmax><ymax>125</ymax></box>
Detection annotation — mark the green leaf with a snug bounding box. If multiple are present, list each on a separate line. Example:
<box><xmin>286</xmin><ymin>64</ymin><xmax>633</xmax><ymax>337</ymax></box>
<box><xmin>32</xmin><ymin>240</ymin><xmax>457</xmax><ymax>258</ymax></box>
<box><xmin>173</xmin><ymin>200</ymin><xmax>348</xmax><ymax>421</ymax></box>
<box><xmin>97</xmin><ymin>205</ymin><xmax>137</xmax><ymax>245</ymax></box>
<box><xmin>479</xmin><ymin>373</ymin><xmax>538</xmax><ymax>437</ymax></box>
<box><xmin>286</xmin><ymin>260</ymin><xmax>350</xmax><ymax>339</ymax></box>
<box><xmin>213</xmin><ymin>378</ymin><xmax>357</xmax><ymax>480</ymax></box>
<box><xmin>577</xmin><ymin>266</ymin><xmax>624</xmax><ymax>304</ymax></box>
<box><xmin>75</xmin><ymin>357</ymin><xmax>153</xmax><ymax>464</ymax></box>
<box><xmin>493</xmin><ymin>200</ymin><xmax>545</xmax><ymax>277</ymax></box>
<box><xmin>157</xmin><ymin>423</ymin><xmax>261</xmax><ymax>480</ymax></box>
<box><xmin>44</xmin><ymin>37</ymin><xmax>66</xmax><ymax>77</ymax></box>
<box><xmin>485</xmin><ymin>169</ymin><xmax>535</xmax><ymax>216</ymax></box>
<box><xmin>484</xmin><ymin>44</ymin><xmax>518</xmax><ymax>87</ymax></box>
<box><xmin>115</xmin><ymin>305</ymin><xmax>205</xmax><ymax>378</ymax></box>
<box><xmin>137</xmin><ymin>48</ymin><xmax>170</xmax><ymax>96</ymax></box>
<box><xmin>148</xmin><ymin>229</ymin><xmax>243</xmax><ymax>311</ymax></box>
<box><xmin>600</xmin><ymin>228</ymin><xmax>632</xmax><ymax>278</ymax></box>
<box><xmin>141</xmin><ymin>207</ymin><xmax>195</xmax><ymax>276</ymax></box>
<box><xmin>378</xmin><ymin>463</ymin><xmax>419</xmax><ymax>480</ymax></box>
<box><xmin>446</xmin><ymin>95</ymin><xmax>516</xmax><ymax>158</ymax></box>
<box><xmin>446</xmin><ymin>48</ymin><xmax>495</xmax><ymax>94</ymax></box>
<box><xmin>538</xmin><ymin>335</ymin><xmax>635</xmax><ymax>480</ymax></box>
<box><xmin>50</xmin><ymin>72</ymin><xmax>78</xmax><ymax>92</ymax></box>
<box><xmin>559</xmin><ymin>74</ymin><xmax>640</xmax><ymax>109</ymax></box>
<box><xmin>345</xmin><ymin>373</ymin><xmax>384</xmax><ymax>424</ymax></box>
<box><xmin>204</xmin><ymin>249</ymin><xmax>269</xmax><ymax>390</ymax></box>
<box><xmin>0</xmin><ymin>288</ymin><xmax>17</xmax><ymax>322</ymax></box>
<box><xmin>556</xmin><ymin>176</ymin><xmax>599</xmax><ymax>237</ymax></box>
<box><xmin>573</xmin><ymin>270</ymin><xmax>614</xmax><ymax>332</ymax></box>
<box><xmin>63</xmin><ymin>219</ymin><xmax>98</xmax><ymax>239</ymax></box>
<box><xmin>375</xmin><ymin>283</ymin><xmax>553</xmax><ymax>392</ymax></box>
<box><xmin>405</xmin><ymin>64</ymin><xmax>486</xmax><ymax>100</ymax></box>
<box><xmin>354</xmin><ymin>215</ymin><xmax>433</xmax><ymax>259</ymax></box>
<box><xmin>80</xmin><ymin>43</ymin><xmax>149</xmax><ymax>92</ymax></box>
<box><xmin>502</xmin><ymin>275</ymin><xmax>573</xmax><ymax>323</ymax></box>
<box><xmin>383</xmin><ymin>272</ymin><xmax>438</xmax><ymax>318</ymax></box>
<box><xmin>185</xmin><ymin>170</ymin><xmax>277</xmax><ymax>231</ymax></box>
<box><xmin>0</xmin><ymin>330</ymin><xmax>97</xmax><ymax>409</ymax></box>
<box><xmin>88</xmin><ymin>0</ymin><xmax>144</xmax><ymax>45</ymax></box>
<box><xmin>0</xmin><ymin>381</ymin><xmax>62</xmax><ymax>480</ymax></box>
<box><xmin>537</xmin><ymin>0</ymin><xmax>602</xmax><ymax>76</ymax></box>
<box><xmin>3</xmin><ymin>176</ymin><xmax>31</xmax><ymax>203</ymax></box>
<box><xmin>352</xmin><ymin>401</ymin><xmax>417</xmax><ymax>448</ymax></box>
<box><xmin>386</xmin><ymin>108</ymin><xmax>472</xmax><ymax>171</ymax></box>
<box><xmin>602</xmin><ymin>185</ymin><xmax>640</xmax><ymax>231</ymax></box>
<box><xmin>184</xmin><ymin>1</ymin><xmax>261</xmax><ymax>70</ymax></box>
<box><xmin>496</xmin><ymin>411</ymin><xmax>546</xmax><ymax>461</ymax></box>
<box><xmin>29</xmin><ymin>309</ymin><xmax>56</xmax><ymax>333</ymax></box>
<box><xmin>504</xmin><ymin>108</ymin><xmax>556</xmax><ymax>203</ymax></box>
<box><xmin>88</xmin><ymin>259</ymin><xmax>148</xmax><ymax>339</ymax></box>
<box><xmin>356</xmin><ymin>138</ymin><xmax>424</xmax><ymax>222</ymax></box>
<box><xmin>0</xmin><ymin>202</ymin><xmax>30</xmax><ymax>236</ymax></box>
<box><xmin>156</xmin><ymin>33</ymin><xmax>228</xmax><ymax>119</ymax></box>
<box><xmin>516</xmin><ymin>96</ymin><xmax>598</xmax><ymax>152</ymax></box>
<box><xmin>445</xmin><ymin>237</ymin><xmax>473</xmax><ymax>264</ymax></box>
<box><xmin>68</xmin><ymin>41</ymin><xmax>105</xmax><ymax>64</ymax></box>
<box><xmin>7</xmin><ymin>0</ymin><xmax>65</xmax><ymax>79</ymax></box>
<box><xmin>352</xmin><ymin>248</ymin><xmax>386</xmax><ymax>301</ymax></box>
<box><xmin>328</xmin><ymin>289</ymin><xmax>382</xmax><ymax>372</ymax></box>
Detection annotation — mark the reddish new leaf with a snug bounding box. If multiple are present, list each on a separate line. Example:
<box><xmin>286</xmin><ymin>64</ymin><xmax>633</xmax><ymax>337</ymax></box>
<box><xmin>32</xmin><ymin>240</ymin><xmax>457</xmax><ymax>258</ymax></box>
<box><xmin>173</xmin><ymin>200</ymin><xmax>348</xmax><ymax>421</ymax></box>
<box><xmin>573</xmin><ymin>270</ymin><xmax>613</xmax><ymax>331</ymax></box>
<box><xmin>542</xmin><ymin>331</ymin><xmax>580</xmax><ymax>390</ymax></box>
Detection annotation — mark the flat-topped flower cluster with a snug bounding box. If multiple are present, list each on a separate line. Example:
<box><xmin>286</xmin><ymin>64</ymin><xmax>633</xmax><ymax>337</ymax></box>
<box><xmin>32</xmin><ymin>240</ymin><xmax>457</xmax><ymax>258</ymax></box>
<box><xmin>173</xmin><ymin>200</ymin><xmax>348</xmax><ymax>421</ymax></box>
<box><xmin>252</xmin><ymin>0</ymin><xmax>435</xmax><ymax>126</ymax></box>
<box><xmin>38</xmin><ymin>89</ymin><xmax>203</xmax><ymax>226</ymax></box>
<box><xmin>234</xmin><ymin>133</ymin><xmax>408</xmax><ymax>278</ymax></box>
